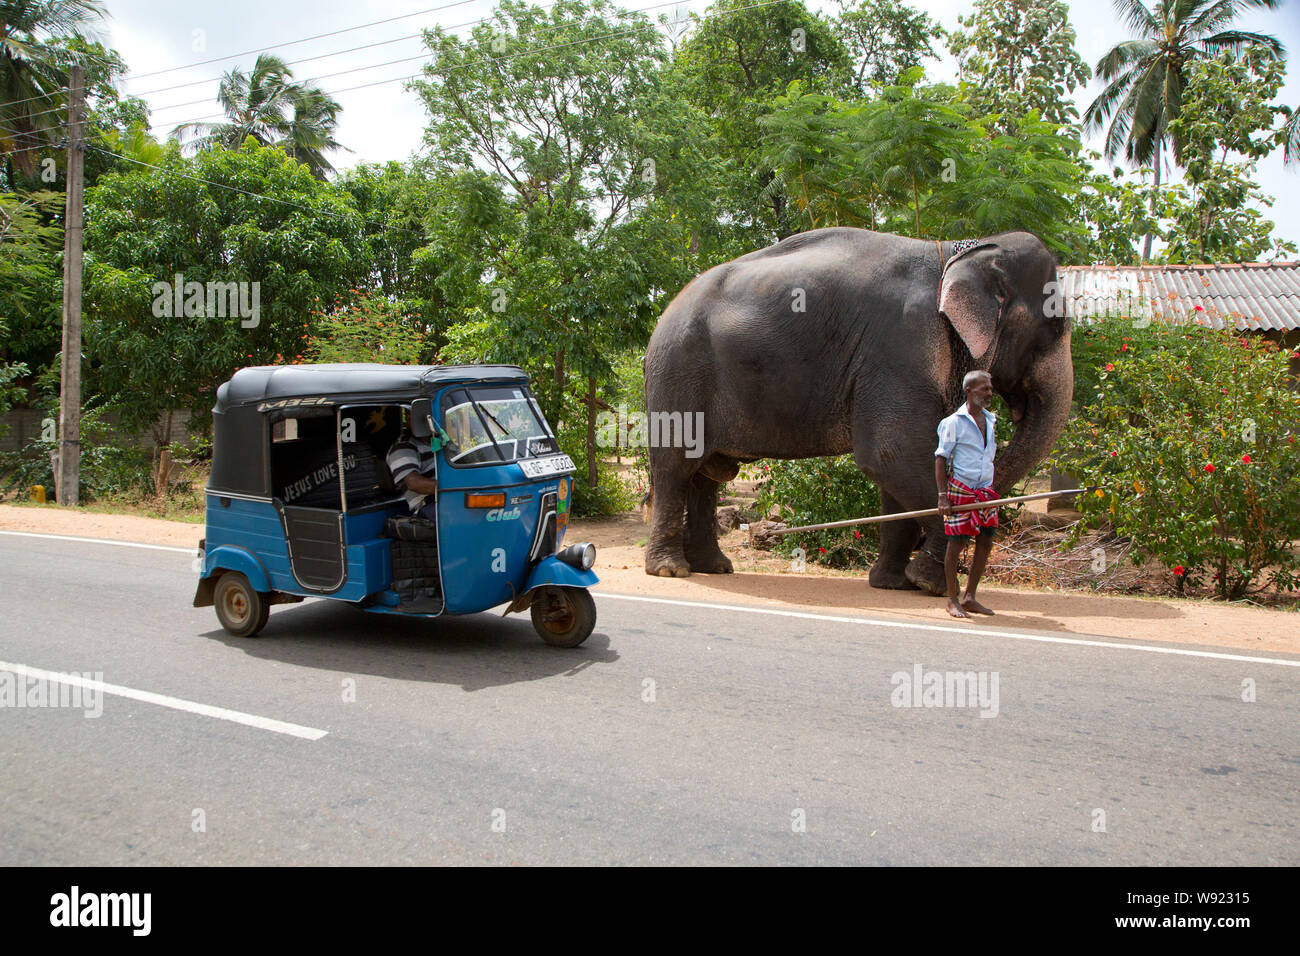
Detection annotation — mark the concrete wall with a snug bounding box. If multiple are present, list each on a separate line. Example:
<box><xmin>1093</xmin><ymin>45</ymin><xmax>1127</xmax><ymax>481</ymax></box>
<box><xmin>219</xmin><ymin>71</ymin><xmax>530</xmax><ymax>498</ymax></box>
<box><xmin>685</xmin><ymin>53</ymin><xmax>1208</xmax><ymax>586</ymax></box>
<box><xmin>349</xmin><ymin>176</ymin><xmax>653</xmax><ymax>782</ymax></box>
<box><xmin>0</xmin><ymin>408</ymin><xmax>197</xmax><ymax>455</ymax></box>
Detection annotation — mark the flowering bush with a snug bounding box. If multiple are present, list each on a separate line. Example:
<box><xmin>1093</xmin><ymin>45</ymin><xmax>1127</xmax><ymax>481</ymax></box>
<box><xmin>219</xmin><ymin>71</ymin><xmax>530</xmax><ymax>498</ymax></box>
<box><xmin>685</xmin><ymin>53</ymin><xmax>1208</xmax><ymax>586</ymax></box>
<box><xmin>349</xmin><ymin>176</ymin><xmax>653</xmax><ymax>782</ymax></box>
<box><xmin>1054</xmin><ymin>322</ymin><xmax>1300</xmax><ymax>599</ymax></box>
<box><xmin>305</xmin><ymin>294</ymin><xmax>426</xmax><ymax>364</ymax></box>
<box><xmin>754</xmin><ymin>456</ymin><xmax>881</xmax><ymax>570</ymax></box>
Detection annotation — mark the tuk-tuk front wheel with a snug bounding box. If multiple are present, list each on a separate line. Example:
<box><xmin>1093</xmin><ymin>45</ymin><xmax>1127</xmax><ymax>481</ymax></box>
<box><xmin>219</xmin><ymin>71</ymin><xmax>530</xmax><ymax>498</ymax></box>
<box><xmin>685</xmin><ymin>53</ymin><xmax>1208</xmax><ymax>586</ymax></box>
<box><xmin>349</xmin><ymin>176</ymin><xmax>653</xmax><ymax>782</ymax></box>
<box><xmin>530</xmin><ymin>587</ymin><xmax>596</xmax><ymax>648</ymax></box>
<box><xmin>214</xmin><ymin>572</ymin><xmax>270</xmax><ymax>638</ymax></box>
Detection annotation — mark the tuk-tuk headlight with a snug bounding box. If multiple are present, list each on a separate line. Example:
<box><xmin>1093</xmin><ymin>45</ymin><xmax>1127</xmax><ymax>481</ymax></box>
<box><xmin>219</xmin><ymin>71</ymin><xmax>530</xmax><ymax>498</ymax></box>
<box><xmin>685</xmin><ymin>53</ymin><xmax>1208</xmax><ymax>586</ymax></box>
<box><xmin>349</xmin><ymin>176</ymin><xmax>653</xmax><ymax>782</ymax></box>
<box><xmin>558</xmin><ymin>542</ymin><xmax>595</xmax><ymax>570</ymax></box>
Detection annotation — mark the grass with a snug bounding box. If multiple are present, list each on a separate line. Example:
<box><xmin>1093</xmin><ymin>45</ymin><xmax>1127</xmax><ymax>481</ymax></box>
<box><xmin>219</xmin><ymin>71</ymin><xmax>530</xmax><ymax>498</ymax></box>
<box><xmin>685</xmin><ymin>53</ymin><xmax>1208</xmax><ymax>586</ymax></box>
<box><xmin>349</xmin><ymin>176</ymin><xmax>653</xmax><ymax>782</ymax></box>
<box><xmin>2</xmin><ymin>494</ymin><xmax>205</xmax><ymax>523</ymax></box>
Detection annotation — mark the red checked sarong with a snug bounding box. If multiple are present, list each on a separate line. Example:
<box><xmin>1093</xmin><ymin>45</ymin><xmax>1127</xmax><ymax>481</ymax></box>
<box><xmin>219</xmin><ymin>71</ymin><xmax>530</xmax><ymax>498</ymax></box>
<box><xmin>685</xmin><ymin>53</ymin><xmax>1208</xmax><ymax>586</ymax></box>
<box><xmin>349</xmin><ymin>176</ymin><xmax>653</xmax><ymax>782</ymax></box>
<box><xmin>944</xmin><ymin>477</ymin><xmax>999</xmax><ymax>537</ymax></box>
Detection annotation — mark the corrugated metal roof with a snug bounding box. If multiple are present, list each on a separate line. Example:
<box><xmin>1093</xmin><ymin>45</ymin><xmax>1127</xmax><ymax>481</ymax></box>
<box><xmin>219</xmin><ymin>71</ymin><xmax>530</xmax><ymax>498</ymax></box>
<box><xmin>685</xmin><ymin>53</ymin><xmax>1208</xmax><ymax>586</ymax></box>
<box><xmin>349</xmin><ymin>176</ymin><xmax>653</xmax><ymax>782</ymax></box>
<box><xmin>1057</xmin><ymin>262</ymin><xmax>1300</xmax><ymax>331</ymax></box>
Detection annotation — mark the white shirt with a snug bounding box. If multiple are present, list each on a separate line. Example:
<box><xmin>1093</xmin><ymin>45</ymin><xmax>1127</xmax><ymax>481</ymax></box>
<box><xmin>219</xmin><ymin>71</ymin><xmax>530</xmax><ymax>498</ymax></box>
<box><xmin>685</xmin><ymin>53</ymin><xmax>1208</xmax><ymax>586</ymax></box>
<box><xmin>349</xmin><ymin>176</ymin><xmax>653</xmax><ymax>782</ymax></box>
<box><xmin>935</xmin><ymin>403</ymin><xmax>996</xmax><ymax>489</ymax></box>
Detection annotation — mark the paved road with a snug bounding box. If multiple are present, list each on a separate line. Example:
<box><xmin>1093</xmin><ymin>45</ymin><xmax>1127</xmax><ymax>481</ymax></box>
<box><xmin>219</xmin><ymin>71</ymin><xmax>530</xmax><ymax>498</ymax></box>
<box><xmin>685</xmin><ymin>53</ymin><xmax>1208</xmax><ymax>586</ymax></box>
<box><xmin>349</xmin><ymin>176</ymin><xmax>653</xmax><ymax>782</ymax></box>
<box><xmin>1</xmin><ymin>533</ymin><xmax>1297</xmax><ymax>865</ymax></box>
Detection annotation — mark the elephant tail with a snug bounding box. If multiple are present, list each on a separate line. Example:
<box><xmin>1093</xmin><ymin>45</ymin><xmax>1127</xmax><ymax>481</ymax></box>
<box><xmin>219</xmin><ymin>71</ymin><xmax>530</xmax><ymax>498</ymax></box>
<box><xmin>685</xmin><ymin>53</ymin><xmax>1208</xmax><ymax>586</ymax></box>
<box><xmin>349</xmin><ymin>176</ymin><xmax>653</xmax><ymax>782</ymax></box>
<box><xmin>640</xmin><ymin>484</ymin><xmax>653</xmax><ymax>525</ymax></box>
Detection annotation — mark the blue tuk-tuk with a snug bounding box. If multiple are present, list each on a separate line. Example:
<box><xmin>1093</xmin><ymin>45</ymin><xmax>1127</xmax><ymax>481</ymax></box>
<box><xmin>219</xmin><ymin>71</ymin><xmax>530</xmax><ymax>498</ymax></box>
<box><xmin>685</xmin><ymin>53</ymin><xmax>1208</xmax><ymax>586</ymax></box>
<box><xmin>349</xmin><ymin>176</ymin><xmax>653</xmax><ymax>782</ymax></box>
<box><xmin>193</xmin><ymin>364</ymin><xmax>599</xmax><ymax>647</ymax></box>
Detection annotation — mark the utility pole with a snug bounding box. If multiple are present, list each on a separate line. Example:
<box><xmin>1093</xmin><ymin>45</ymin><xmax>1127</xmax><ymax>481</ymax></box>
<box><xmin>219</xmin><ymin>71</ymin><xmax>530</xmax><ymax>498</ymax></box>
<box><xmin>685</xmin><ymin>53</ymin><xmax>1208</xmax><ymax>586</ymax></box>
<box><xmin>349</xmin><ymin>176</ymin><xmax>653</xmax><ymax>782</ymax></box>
<box><xmin>57</xmin><ymin>65</ymin><xmax>85</xmax><ymax>506</ymax></box>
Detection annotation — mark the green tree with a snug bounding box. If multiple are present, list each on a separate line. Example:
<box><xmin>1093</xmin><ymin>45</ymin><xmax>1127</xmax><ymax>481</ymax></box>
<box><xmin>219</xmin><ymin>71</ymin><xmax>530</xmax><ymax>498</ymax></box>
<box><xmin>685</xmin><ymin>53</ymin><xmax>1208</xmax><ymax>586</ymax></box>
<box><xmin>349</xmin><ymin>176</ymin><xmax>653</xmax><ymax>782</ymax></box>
<box><xmin>832</xmin><ymin>0</ymin><xmax>941</xmax><ymax>92</ymax></box>
<box><xmin>1077</xmin><ymin>154</ymin><xmax>1160</xmax><ymax>264</ymax></box>
<box><xmin>0</xmin><ymin>188</ymin><xmax>60</xmax><ymax>396</ymax></box>
<box><xmin>0</xmin><ymin>0</ymin><xmax>106</xmax><ymax>182</ymax></box>
<box><xmin>948</xmin><ymin>113</ymin><xmax>1089</xmax><ymax>258</ymax></box>
<box><xmin>1082</xmin><ymin>0</ymin><xmax>1283</xmax><ymax>259</ymax></box>
<box><xmin>413</xmin><ymin>0</ymin><xmax>704</xmax><ymax>487</ymax></box>
<box><xmin>671</xmin><ymin>0</ymin><xmax>851</xmax><ymax>241</ymax></box>
<box><xmin>948</xmin><ymin>0</ymin><xmax>1090</xmax><ymax>133</ymax></box>
<box><xmin>854</xmin><ymin>70</ymin><xmax>973</xmax><ymax>238</ymax></box>
<box><xmin>1156</xmin><ymin>50</ymin><xmax>1294</xmax><ymax>262</ymax></box>
<box><xmin>173</xmin><ymin>53</ymin><xmax>346</xmax><ymax>180</ymax></box>
<box><xmin>81</xmin><ymin>141</ymin><xmax>368</xmax><ymax>488</ymax></box>
<box><xmin>1282</xmin><ymin>104</ymin><xmax>1299</xmax><ymax>166</ymax></box>
<box><xmin>762</xmin><ymin>74</ymin><xmax>1088</xmax><ymax>252</ymax></box>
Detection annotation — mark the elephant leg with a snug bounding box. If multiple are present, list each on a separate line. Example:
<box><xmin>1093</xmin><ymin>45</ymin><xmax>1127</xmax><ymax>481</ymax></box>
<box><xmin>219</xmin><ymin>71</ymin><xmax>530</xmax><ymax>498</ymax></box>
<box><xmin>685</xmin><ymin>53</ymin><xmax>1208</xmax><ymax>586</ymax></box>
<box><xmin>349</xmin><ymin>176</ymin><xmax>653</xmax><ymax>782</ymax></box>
<box><xmin>684</xmin><ymin>471</ymin><xmax>733</xmax><ymax>574</ymax></box>
<box><xmin>644</xmin><ymin>450</ymin><xmax>692</xmax><ymax>578</ymax></box>
<box><xmin>904</xmin><ymin>512</ymin><xmax>950</xmax><ymax>596</ymax></box>
<box><xmin>868</xmin><ymin>490</ymin><xmax>921</xmax><ymax>590</ymax></box>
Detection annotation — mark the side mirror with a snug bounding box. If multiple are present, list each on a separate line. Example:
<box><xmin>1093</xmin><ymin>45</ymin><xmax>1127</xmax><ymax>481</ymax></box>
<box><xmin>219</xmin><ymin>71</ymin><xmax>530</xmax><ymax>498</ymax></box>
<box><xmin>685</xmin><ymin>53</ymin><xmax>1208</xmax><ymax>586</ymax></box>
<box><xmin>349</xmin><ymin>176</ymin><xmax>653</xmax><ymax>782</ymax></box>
<box><xmin>410</xmin><ymin>399</ymin><xmax>434</xmax><ymax>438</ymax></box>
<box><xmin>410</xmin><ymin>398</ymin><xmax>448</xmax><ymax>450</ymax></box>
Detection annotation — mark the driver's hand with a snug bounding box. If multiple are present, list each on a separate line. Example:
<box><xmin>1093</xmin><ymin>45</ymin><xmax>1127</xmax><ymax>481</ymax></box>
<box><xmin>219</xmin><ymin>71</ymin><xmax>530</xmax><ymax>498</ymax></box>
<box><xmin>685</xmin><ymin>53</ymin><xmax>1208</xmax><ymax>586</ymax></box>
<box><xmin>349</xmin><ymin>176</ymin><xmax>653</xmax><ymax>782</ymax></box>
<box><xmin>937</xmin><ymin>494</ymin><xmax>951</xmax><ymax>516</ymax></box>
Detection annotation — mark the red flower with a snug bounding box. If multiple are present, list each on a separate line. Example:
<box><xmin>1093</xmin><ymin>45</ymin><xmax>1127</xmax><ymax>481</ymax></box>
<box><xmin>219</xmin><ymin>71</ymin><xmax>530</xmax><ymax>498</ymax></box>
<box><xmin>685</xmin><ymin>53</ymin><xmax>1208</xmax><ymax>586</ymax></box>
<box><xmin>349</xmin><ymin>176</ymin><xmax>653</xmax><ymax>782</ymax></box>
<box><xmin>1194</xmin><ymin>305</ymin><xmax>1204</xmax><ymax>312</ymax></box>
<box><xmin>1221</xmin><ymin>388</ymin><xmax>1229</xmax><ymax>394</ymax></box>
<box><xmin>1291</xmin><ymin>352</ymin><xmax>1299</xmax><ymax>359</ymax></box>
<box><xmin>1121</xmin><ymin>345</ymin><xmax>1129</xmax><ymax>352</ymax></box>
<box><xmin>818</xmin><ymin>547</ymin><xmax>826</xmax><ymax>554</ymax></box>
<box><xmin>1204</xmin><ymin>464</ymin><xmax>1216</xmax><ymax>473</ymax></box>
<box><xmin>1173</xmin><ymin>566</ymin><xmax>1185</xmax><ymax>576</ymax></box>
<box><xmin>853</xmin><ymin>529</ymin><xmax>860</xmax><ymax>540</ymax></box>
<box><xmin>1105</xmin><ymin>363</ymin><xmax>1115</xmax><ymax>371</ymax></box>
<box><xmin>1110</xmin><ymin>451</ymin><xmax>1117</xmax><ymax>457</ymax></box>
<box><xmin>1242</xmin><ymin>454</ymin><xmax>1252</xmax><ymax>464</ymax></box>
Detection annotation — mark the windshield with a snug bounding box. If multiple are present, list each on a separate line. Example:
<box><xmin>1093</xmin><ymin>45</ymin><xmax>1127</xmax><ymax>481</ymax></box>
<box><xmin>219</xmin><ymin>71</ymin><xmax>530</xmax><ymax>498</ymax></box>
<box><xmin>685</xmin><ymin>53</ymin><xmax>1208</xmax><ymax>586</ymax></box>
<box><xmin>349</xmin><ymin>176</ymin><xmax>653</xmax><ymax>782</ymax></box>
<box><xmin>440</xmin><ymin>385</ymin><xmax>558</xmax><ymax>466</ymax></box>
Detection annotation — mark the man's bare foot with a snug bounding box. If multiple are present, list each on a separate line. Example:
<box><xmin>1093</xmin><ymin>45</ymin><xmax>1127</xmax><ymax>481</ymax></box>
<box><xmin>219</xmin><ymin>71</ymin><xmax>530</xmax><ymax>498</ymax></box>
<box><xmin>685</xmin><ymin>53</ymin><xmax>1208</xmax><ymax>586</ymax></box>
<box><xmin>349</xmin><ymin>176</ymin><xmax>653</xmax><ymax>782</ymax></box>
<box><xmin>961</xmin><ymin>596</ymin><xmax>994</xmax><ymax>615</ymax></box>
<box><xmin>946</xmin><ymin>600</ymin><xmax>970</xmax><ymax>619</ymax></box>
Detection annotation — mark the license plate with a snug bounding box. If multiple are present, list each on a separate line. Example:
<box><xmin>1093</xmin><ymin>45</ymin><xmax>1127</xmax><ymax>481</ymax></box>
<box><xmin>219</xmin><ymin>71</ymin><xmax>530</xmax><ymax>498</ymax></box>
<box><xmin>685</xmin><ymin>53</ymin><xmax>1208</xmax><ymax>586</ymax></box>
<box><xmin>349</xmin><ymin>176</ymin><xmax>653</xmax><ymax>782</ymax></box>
<box><xmin>518</xmin><ymin>455</ymin><xmax>575</xmax><ymax>479</ymax></box>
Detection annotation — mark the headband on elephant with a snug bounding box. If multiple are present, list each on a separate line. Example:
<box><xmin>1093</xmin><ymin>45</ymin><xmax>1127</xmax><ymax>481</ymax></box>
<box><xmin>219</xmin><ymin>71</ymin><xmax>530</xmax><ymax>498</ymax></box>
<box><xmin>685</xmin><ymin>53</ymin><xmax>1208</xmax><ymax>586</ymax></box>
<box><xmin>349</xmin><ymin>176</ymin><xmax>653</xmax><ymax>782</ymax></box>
<box><xmin>938</xmin><ymin>240</ymin><xmax>1004</xmax><ymax>368</ymax></box>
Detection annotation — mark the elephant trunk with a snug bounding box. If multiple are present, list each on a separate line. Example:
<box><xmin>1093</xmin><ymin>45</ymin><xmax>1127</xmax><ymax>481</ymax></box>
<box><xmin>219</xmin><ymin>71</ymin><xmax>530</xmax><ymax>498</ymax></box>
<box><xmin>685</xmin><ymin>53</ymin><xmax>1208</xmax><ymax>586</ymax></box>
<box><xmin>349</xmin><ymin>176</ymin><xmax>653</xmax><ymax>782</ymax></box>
<box><xmin>994</xmin><ymin>333</ymin><xmax>1073</xmax><ymax>497</ymax></box>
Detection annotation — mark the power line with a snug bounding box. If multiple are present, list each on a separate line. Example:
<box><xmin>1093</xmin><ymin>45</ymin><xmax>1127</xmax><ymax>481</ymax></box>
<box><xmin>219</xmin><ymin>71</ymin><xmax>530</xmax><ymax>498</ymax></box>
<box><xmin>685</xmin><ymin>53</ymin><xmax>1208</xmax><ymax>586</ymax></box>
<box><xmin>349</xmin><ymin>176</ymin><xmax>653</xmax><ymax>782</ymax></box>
<box><xmin>137</xmin><ymin>0</ymin><xmax>734</xmax><ymax>137</ymax></box>
<box><xmin>4</xmin><ymin>0</ymin><xmax>584</xmax><ymax>127</ymax></box>
<box><xmin>124</xmin><ymin>0</ymin><xmax>482</xmax><ymax>81</ymax></box>
<box><xmin>0</xmin><ymin>5</ymin><xmax>477</xmax><ymax>115</ymax></box>
<box><xmin>4</xmin><ymin>0</ymin><xmax>712</xmax><ymax>130</ymax></box>
<box><xmin>3</xmin><ymin>0</ymin><xmax>784</xmax><ymax>220</ymax></box>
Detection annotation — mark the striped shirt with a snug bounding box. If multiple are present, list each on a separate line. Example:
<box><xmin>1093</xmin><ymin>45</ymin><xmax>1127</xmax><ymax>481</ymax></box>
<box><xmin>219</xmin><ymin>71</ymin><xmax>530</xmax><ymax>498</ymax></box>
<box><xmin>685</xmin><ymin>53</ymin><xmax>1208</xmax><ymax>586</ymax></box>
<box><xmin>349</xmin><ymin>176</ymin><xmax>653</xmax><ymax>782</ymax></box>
<box><xmin>387</xmin><ymin>435</ymin><xmax>436</xmax><ymax>513</ymax></box>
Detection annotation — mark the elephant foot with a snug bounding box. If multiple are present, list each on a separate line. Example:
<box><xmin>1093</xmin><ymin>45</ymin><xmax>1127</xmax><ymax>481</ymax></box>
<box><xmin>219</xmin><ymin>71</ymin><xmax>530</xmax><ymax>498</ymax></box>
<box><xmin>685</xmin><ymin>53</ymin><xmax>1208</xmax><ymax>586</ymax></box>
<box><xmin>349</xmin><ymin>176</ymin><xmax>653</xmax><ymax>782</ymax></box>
<box><xmin>904</xmin><ymin>551</ymin><xmax>948</xmax><ymax>597</ymax></box>
<box><xmin>645</xmin><ymin>551</ymin><xmax>692</xmax><ymax>578</ymax></box>
<box><xmin>869</xmin><ymin>560</ymin><xmax>920</xmax><ymax>590</ymax></box>
<box><xmin>684</xmin><ymin>546</ymin><xmax>733</xmax><ymax>574</ymax></box>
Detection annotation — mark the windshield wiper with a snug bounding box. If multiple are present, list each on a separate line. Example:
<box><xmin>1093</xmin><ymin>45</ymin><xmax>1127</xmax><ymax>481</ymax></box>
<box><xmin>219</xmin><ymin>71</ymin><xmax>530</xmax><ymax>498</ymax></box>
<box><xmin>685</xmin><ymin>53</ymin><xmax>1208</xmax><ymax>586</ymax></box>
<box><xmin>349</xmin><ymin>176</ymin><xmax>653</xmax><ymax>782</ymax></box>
<box><xmin>479</xmin><ymin>406</ymin><xmax>512</xmax><ymax>437</ymax></box>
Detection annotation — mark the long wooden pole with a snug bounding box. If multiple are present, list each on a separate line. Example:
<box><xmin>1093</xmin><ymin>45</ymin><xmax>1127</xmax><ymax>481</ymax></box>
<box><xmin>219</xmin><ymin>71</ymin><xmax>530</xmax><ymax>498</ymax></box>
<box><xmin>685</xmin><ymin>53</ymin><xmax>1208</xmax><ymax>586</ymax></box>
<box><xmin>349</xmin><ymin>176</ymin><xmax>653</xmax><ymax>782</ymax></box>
<box><xmin>57</xmin><ymin>65</ymin><xmax>85</xmax><ymax>506</ymax></box>
<box><xmin>768</xmin><ymin>487</ymin><xmax>1095</xmax><ymax>536</ymax></box>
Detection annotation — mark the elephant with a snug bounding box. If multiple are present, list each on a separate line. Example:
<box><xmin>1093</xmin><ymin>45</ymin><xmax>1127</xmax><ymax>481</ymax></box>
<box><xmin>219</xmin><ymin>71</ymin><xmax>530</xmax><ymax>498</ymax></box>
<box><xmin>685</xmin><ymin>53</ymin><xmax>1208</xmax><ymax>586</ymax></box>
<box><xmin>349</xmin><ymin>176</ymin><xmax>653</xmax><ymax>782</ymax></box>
<box><xmin>641</xmin><ymin>227</ymin><xmax>1072</xmax><ymax>596</ymax></box>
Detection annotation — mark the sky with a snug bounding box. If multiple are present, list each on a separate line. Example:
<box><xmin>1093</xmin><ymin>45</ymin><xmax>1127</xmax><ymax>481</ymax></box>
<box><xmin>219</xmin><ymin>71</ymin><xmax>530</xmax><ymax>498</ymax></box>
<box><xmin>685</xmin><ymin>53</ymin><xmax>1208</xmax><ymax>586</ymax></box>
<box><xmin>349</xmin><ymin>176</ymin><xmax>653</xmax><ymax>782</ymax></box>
<box><xmin>99</xmin><ymin>0</ymin><xmax>1300</xmax><ymax>252</ymax></box>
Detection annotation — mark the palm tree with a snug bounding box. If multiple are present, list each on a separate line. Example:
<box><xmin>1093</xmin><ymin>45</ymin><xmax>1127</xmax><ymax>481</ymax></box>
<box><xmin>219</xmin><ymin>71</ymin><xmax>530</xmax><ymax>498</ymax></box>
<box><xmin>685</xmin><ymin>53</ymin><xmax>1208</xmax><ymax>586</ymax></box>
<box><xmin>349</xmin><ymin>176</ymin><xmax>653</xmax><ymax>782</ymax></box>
<box><xmin>173</xmin><ymin>53</ymin><xmax>346</xmax><ymax>180</ymax></box>
<box><xmin>173</xmin><ymin>53</ymin><xmax>297</xmax><ymax>152</ymax></box>
<box><xmin>0</xmin><ymin>0</ymin><xmax>106</xmax><ymax>182</ymax></box>
<box><xmin>1082</xmin><ymin>0</ymin><xmax>1284</xmax><ymax>258</ymax></box>
<box><xmin>1284</xmin><ymin>106</ymin><xmax>1299</xmax><ymax>167</ymax></box>
<box><xmin>280</xmin><ymin>85</ymin><xmax>347</xmax><ymax>180</ymax></box>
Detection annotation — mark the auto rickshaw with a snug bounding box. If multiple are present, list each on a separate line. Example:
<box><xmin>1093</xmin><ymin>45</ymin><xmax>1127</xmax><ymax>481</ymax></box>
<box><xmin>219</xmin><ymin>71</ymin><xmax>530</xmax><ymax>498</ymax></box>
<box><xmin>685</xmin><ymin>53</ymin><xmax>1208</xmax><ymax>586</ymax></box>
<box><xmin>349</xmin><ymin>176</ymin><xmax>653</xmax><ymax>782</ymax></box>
<box><xmin>193</xmin><ymin>364</ymin><xmax>599</xmax><ymax>647</ymax></box>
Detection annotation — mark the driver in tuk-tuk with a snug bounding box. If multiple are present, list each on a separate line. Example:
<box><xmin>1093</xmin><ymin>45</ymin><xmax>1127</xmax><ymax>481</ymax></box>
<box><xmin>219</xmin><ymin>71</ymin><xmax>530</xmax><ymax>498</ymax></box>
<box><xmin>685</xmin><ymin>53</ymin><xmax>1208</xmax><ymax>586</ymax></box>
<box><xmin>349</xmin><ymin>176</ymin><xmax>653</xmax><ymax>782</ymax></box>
<box><xmin>386</xmin><ymin>409</ymin><xmax>441</xmax><ymax>521</ymax></box>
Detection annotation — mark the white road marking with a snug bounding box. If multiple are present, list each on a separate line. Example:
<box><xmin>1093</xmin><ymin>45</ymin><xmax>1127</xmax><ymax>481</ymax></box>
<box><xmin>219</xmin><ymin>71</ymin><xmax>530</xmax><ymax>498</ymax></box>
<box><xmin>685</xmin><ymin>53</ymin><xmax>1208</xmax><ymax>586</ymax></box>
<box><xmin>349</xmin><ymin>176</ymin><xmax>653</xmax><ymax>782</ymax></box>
<box><xmin>0</xmin><ymin>660</ymin><xmax>328</xmax><ymax>740</ymax></box>
<box><xmin>7</xmin><ymin>529</ymin><xmax>1296</xmax><ymax>668</ymax></box>
<box><xmin>0</xmin><ymin>530</ymin><xmax>195</xmax><ymax>554</ymax></box>
<box><xmin>597</xmin><ymin>592</ymin><xmax>1300</xmax><ymax>668</ymax></box>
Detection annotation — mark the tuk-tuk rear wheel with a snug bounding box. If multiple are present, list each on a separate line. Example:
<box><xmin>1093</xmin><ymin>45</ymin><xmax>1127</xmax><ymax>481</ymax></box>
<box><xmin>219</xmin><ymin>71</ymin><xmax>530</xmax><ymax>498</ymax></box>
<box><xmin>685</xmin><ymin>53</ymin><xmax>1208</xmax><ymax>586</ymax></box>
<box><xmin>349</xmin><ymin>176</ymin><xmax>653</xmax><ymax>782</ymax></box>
<box><xmin>214</xmin><ymin>572</ymin><xmax>270</xmax><ymax>638</ymax></box>
<box><xmin>530</xmin><ymin>587</ymin><xmax>596</xmax><ymax>648</ymax></box>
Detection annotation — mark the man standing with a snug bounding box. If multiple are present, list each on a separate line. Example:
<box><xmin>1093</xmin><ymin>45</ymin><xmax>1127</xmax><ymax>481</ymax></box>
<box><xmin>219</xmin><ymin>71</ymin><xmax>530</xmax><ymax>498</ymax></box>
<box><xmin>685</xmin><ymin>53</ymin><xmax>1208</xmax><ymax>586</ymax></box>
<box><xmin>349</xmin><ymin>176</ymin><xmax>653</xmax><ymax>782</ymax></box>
<box><xmin>387</xmin><ymin>411</ymin><xmax>439</xmax><ymax>521</ymax></box>
<box><xmin>934</xmin><ymin>370</ymin><xmax>999</xmax><ymax>619</ymax></box>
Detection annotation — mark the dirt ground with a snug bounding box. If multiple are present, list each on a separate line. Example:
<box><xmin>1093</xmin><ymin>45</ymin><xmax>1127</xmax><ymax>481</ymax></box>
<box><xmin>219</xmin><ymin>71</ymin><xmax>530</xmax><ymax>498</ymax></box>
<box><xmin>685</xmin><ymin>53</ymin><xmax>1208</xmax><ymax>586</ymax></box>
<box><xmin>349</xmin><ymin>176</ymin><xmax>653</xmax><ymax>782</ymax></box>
<box><xmin>2</xmin><ymin>502</ymin><xmax>1297</xmax><ymax>655</ymax></box>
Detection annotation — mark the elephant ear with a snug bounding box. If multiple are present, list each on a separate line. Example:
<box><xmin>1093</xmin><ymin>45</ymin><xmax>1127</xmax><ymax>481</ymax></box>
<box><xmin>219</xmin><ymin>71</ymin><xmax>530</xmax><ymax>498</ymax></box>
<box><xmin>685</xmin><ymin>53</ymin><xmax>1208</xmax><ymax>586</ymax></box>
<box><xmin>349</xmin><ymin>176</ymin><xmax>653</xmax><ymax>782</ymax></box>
<box><xmin>938</xmin><ymin>242</ymin><xmax>1006</xmax><ymax>366</ymax></box>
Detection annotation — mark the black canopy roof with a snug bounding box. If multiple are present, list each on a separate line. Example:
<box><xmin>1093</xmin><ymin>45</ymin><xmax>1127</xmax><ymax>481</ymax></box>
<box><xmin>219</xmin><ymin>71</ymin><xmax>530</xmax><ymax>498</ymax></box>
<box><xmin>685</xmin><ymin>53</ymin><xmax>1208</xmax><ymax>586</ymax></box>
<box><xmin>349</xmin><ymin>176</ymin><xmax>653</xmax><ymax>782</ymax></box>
<box><xmin>209</xmin><ymin>364</ymin><xmax>530</xmax><ymax>496</ymax></box>
<box><xmin>214</xmin><ymin>364</ymin><xmax>529</xmax><ymax>412</ymax></box>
